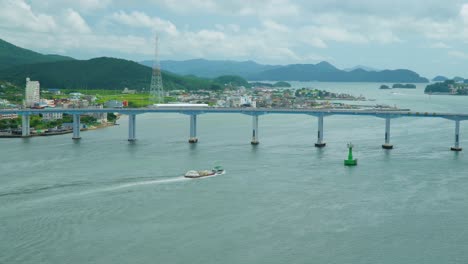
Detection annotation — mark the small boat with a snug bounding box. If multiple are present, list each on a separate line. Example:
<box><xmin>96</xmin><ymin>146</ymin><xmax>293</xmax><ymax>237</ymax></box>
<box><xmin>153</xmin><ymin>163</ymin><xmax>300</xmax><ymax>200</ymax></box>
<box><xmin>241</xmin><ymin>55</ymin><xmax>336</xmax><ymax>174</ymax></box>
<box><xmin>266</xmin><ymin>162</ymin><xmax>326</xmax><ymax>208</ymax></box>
<box><xmin>184</xmin><ymin>166</ymin><xmax>225</xmax><ymax>178</ymax></box>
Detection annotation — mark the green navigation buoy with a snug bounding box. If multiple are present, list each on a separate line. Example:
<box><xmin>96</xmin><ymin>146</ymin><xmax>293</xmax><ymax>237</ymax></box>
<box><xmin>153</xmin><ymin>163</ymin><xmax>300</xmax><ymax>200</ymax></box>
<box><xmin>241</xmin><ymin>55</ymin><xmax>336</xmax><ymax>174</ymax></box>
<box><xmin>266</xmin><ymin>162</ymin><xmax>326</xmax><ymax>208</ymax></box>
<box><xmin>344</xmin><ymin>143</ymin><xmax>358</xmax><ymax>166</ymax></box>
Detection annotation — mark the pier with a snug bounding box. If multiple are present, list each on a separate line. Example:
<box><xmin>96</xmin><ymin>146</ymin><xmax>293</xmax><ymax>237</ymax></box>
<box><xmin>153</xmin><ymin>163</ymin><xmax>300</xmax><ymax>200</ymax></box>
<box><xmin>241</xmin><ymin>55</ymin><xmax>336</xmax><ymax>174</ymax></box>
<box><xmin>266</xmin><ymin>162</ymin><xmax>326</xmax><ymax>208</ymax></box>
<box><xmin>2</xmin><ymin>107</ymin><xmax>466</xmax><ymax>151</ymax></box>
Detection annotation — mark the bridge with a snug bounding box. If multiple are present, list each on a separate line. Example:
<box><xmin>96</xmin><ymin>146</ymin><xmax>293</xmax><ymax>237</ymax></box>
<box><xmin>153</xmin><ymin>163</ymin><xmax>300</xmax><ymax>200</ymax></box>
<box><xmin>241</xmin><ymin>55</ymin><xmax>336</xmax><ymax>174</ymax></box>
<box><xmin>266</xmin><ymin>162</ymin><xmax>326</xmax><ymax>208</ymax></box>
<box><xmin>1</xmin><ymin>107</ymin><xmax>468</xmax><ymax>151</ymax></box>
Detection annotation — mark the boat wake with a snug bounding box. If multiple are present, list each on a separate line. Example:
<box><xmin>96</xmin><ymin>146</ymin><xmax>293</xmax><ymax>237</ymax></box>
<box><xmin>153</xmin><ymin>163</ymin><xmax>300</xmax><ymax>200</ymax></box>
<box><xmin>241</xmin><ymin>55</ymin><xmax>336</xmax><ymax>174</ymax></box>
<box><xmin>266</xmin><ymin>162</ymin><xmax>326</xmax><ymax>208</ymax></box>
<box><xmin>94</xmin><ymin>177</ymin><xmax>190</xmax><ymax>193</ymax></box>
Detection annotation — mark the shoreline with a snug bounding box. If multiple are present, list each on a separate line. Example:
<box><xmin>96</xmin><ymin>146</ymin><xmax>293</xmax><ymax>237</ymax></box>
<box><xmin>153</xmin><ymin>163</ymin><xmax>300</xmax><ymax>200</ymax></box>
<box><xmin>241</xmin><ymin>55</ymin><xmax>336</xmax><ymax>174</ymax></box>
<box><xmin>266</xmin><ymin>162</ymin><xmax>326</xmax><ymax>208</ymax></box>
<box><xmin>0</xmin><ymin>122</ymin><xmax>117</xmax><ymax>138</ymax></box>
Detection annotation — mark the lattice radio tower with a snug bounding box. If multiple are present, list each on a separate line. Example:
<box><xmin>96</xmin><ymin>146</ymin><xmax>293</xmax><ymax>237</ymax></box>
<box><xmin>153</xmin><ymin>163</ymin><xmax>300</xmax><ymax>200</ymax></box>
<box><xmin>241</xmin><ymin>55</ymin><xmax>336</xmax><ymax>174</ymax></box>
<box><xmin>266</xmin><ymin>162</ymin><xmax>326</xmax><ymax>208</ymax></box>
<box><xmin>149</xmin><ymin>35</ymin><xmax>164</xmax><ymax>104</ymax></box>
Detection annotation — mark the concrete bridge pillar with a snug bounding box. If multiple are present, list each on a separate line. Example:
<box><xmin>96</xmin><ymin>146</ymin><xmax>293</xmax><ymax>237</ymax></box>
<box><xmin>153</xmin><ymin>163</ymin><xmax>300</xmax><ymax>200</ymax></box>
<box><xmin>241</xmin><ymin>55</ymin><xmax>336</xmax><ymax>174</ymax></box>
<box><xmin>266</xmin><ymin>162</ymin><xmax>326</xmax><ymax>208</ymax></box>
<box><xmin>72</xmin><ymin>114</ymin><xmax>81</xmax><ymax>140</ymax></box>
<box><xmin>128</xmin><ymin>114</ymin><xmax>136</xmax><ymax>141</ymax></box>
<box><xmin>251</xmin><ymin>115</ymin><xmax>259</xmax><ymax>145</ymax></box>
<box><xmin>451</xmin><ymin>119</ymin><xmax>462</xmax><ymax>151</ymax></box>
<box><xmin>189</xmin><ymin>114</ymin><xmax>198</xmax><ymax>143</ymax></box>
<box><xmin>21</xmin><ymin>114</ymin><xmax>30</xmax><ymax>137</ymax></box>
<box><xmin>315</xmin><ymin>115</ymin><xmax>326</xmax><ymax>148</ymax></box>
<box><xmin>382</xmin><ymin>117</ymin><xmax>393</xmax><ymax>149</ymax></box>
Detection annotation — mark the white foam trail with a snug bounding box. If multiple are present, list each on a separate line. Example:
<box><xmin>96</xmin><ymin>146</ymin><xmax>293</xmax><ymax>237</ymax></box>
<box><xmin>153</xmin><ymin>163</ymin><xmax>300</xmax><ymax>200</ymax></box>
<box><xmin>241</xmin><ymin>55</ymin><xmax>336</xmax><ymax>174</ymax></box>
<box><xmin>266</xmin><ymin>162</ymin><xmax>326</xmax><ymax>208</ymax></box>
<box><xmin>3</xmin><ymin>177</ymin><xmax>188</xmax><ymax>208</ymax></box>
<box><xmin>96</xmin><ymin>177</ymin><xmax>189</xmax><ymax>193</ymax></box>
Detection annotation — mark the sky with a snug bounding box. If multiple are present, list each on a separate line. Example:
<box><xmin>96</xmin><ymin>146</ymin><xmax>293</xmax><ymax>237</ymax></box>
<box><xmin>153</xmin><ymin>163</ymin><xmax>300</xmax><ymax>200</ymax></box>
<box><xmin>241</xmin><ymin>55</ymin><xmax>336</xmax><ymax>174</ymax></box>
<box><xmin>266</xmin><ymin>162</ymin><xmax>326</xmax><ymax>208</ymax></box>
<box><xmin>0</xmin><ymin>0</ymin><xmax>468</xmax><ymax>78</ymax></box>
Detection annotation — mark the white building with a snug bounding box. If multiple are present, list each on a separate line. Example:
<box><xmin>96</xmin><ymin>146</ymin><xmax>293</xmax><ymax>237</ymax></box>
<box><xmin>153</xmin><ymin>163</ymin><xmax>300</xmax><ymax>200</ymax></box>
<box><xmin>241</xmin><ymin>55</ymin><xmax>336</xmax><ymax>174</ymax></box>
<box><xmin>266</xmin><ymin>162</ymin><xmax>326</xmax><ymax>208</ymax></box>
<box><xmin>42</xmin><ymin>112</ymin><xmax>63</xmax><ymax>121</ymax></box>
<box><xmin>25</xmin><ymin>77</ymin><xmax>40</xmax><ymax>107</ymax></box>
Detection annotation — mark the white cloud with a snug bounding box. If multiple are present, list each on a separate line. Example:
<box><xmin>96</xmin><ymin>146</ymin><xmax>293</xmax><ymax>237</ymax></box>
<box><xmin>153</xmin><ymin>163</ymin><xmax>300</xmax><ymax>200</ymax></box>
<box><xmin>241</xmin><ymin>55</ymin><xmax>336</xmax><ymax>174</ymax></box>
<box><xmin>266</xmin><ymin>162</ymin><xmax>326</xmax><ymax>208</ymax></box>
<box><xmin>32</xmin><ymin>0</ymin><xmax>112</xmax><ymax>12</ymax></box>
<box><xmin>262</xmin><ymin>20</ymin><xmax>290</xmax><ymax>33</ymax></box>
<box><xmin>461</xmin><ymin>4</ymin><xmax>468</xmax><ymax>23</ymax></box>
<box><xmin>63</xmin><ymin>9</ymin><xmax>91</xmax><ymax>34</ymax></box>
<box><xmin>156</xmin><ymin>0</ymin><xmax>299</xmax><ymax>17</ymax></box>
<box><xmin>111</xmin><ymin>11</ymin><xmax>179</xmax><ymax>36</ymax></box>
<box><xmin>430</xmin><ymin>42</ymin><xmax>451</xmax><ymax>49</ymax></box>
<box><xmin>449</xmin><ymin>50</ymin><xmax>468</xmax><ymax>59</ymax></box>
<box><xmin>157</xmin><ymin>0</ymin><xmax>218</xmax><ymax>13</ymax></box>
<box><xmin>0</xmin><ymin>0</ymin><xmax>57</xmax><ymax>32</ymax></box>
<box><xmin>2</xmin><ymin>0</ymin><xmax>468</xmax><ymax>75</ymax></box>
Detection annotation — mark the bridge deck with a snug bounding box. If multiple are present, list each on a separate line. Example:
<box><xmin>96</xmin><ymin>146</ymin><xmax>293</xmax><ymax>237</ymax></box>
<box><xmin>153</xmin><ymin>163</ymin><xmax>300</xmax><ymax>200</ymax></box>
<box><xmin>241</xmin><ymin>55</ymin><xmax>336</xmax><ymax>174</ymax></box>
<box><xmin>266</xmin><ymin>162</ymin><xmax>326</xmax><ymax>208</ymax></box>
<box><xmin>1</xmin><ymin>107</ymin><xmax>468</xmax><ymax>120</ymax></box>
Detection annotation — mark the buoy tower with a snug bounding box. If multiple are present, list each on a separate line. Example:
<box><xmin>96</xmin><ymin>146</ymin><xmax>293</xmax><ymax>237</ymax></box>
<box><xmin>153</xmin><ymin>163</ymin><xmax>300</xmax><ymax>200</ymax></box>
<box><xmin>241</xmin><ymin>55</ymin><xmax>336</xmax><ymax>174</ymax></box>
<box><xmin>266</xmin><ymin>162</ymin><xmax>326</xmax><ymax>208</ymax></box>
<box><xmin>344</xmin><ymin>143</ymin><xmax>358</xmax><ymax>166</ymax></box>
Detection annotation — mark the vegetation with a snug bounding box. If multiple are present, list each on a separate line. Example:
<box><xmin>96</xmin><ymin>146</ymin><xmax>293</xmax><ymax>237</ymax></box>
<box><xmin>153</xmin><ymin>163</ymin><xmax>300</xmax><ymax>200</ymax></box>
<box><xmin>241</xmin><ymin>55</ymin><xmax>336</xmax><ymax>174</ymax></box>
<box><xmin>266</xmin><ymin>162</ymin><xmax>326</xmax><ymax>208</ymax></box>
<box><xmin>432</xmin><ymin>76</ymin><xmax>448</xmax><ymax>82</ymax></box>
<box><xmin>392</xmin><ymin>83</ymin><xmax>416</xmax><ymax>88</ymax></box>
<box><xmin>251</xmin><ymin>82</ymin><xmax>273</xmax><ymax>87</ymax></box>
<box><xmin>0</xmin><ymin>113</ymin><xmax>111</xmax><ymax>130</ymax></box>
<box><xmin>0</xmin><ymin>57</ymin><xmax>253</xmax><ymax>93</ymax></box>
<box><xmin>143</xmin><ymin>59</ymin><xmax>280</xmax><ymax>78</ymax></box>
<box><xmin>107</xmin><ymin>113</ymin><xmax>118</xmax><ymax>123</ymax></box>
<box><xmin>0</xmin><ymin>81</ymin><xmax>23</xmax><ymax>105</ymax></box>
<box><xmin>213</xmin><ymin>75</ymin><xmax>251</xmax><ymax>88</ymax></box>
<box><xmin>273</xmin><ymin>81</ymin><xmax>291</xmax><ymax>87</ymax></box>
<box><xmin>250</xmin><ymin>62</ymin><xmax>429</xmax><ymax>83</ymax></box>
<box><xmin>424</xmin><ymin>80</ymin><xmax>468</xmax><ymax>95</ymax></box>
<box><xmin>424</xmin><ymin>80</ymin><xmax>452</xmax><ymax>93</ymax></box>
<box><xmin>0</xmin><ymin>38</ymin><xmax>73</xmax><ymax>70</ymax></box>
<box><xmin>0</xmin><ymin>117</ymin><xmax>21</xmax><ymax>129</ymax></box>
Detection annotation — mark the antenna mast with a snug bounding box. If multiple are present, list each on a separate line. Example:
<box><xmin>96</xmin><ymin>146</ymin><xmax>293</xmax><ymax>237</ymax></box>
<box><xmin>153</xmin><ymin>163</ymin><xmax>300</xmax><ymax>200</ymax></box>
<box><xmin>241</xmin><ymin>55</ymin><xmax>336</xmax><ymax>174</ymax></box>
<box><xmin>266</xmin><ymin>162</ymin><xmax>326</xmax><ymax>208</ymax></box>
<box><xmin>149</xmin><ymin>35</ymin><xmax>164</xmax><ymax>104</ymax></box>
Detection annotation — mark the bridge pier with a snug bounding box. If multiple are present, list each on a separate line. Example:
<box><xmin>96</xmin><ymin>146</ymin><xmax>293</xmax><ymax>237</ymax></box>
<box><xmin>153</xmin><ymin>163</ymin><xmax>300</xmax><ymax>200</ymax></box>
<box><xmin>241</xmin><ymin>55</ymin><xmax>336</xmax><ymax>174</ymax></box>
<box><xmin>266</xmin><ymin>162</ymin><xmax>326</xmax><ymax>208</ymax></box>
<box><xmin>72</xmin><ymin>114</ymin><xmax>81</xmax><ymax>140</ymax></box>
<box><xmin>128</xmin><ymin>114</ymin><xmax>136</xmax><ymax>141</ymax></box>
<box><xmin>189</xmin><ymin>114</ymin><xmax>198</xmax><ymax>143</ymax></box>
<box><xmin>451</xmin><ymin>119</ymin><xmax>462</xmax><ymax>151</ymax></box>
<box><xmin>382</xmin><ymin>117</ymin><xmax>393</xmax><ymax>149</ymax></box>
<box><xmin>21</xmin><ymin>114</ymin><xmax>30</xmax><ymax>137</ymax></box>
<box><xmin>315</xmin><ymin>115</ymin><xmax>326</xmax><ymax>148</ymax></box>
<box><xmin>251</xmin><ymin>115</ymin><xmax>259</xmax><ymax>145</ymax></box>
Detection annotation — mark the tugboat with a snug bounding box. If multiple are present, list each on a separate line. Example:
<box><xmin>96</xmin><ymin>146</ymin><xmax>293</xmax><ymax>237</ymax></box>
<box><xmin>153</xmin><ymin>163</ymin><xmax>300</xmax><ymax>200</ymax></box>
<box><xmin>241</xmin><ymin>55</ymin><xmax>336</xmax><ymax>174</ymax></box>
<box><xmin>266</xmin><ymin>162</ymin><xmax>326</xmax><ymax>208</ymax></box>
<box><xmin>184</xmin><ymin>166</ymin><xmax>225</xmax><ymax>178</ymax></box>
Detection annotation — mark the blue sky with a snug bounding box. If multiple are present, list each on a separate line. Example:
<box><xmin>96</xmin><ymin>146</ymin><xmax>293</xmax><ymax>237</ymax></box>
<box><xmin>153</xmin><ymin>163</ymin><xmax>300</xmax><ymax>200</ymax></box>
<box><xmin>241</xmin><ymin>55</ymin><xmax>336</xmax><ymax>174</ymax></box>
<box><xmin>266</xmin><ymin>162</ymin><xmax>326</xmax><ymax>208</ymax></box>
<box><xmin>1</xmin><ymin>0</ymin><xmax>468</xmax><ymax>78</ymax></box>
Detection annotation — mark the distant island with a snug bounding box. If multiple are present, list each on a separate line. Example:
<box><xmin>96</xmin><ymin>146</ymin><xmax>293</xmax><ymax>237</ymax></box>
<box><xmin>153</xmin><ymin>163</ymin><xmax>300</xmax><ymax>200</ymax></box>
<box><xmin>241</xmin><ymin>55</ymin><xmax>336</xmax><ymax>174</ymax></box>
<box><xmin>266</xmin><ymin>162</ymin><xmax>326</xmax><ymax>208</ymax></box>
<box><xmin>142</xmin><ymin>58</ymin><xmax>429</xmax><ymax>83</ymax></box>
<box><xmin>432</xmin><ymin>76</ymin><xmax>467</xmax><ymax>83</ymax></box>
<box><xmin>392</xmin><ymin>83</ymin><xmax>416</xmax><ymax>89</ymax></box>
<box><xmin>380</xmin><ymin>83</ymin><xmax>416</xmax><ymax>89</ymax></box>
<box><xmin>432</xmin><ymin>76</ymin><xmax>449</xmax><ymax>82</ymax></box>
<box><xmin>424</xmin><ymin>80</ymin><xmax>468</xmax><ymax>95</ymax></box>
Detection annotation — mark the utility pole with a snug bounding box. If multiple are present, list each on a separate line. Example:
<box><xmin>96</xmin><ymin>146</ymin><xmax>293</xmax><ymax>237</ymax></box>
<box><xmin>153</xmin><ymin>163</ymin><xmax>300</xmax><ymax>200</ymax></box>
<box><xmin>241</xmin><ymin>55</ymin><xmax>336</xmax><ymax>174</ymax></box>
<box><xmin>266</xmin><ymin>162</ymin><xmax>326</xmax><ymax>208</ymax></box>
<box><xmin>149</xmin><ymin>35</ymin><xmax>164</xmax><ymax>104</ymax></box>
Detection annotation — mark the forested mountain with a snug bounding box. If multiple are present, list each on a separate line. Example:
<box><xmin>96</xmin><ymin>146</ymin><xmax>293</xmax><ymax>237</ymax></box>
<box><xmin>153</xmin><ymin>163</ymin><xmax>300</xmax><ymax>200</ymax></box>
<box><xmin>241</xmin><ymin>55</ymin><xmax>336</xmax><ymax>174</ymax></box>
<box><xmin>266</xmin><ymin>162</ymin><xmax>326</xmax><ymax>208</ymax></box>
<box><xmin>141</xmin><ymin>59</ymin><xmax>280</xmax><ymax>78</ymax></box>
<box><xmin>0</xmin><ymin>39</ymin><xmax>73</xmax><ymax>70</ymax></box>
<box><xmin>0</xmin><ymin>57</ymin><xmax>219</xmax><ymax>91</ymax></box>
<box><xmin>146</xmin><ymin>59</ymin><xmax>429</xmax><ymax>83</ymax></box>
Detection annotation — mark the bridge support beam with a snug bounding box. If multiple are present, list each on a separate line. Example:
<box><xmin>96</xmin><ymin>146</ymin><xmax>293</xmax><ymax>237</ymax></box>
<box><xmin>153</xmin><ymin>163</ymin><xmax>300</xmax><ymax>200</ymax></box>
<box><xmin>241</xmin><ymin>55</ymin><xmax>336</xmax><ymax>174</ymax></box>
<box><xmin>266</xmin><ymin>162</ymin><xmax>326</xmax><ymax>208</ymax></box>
<box><xmin>382</xmin><ymin>117</ymin><xmax>393</xmax><ymax>149</ymax></box>
<box><xmin>451</xmin><ymin>120</ymin><xmax>462</xmax><ymax>151</ymax></box>
<box><xmin>21</xmin><ymin>114</ymin><xmax>30</xmax><ymax>137</ymax></box>
<box><xmin>189</xmin><ymin>114</ymin><xmax>198</xmax><ymax>143</ymax></box>
<box><xmin>251</xmin><ymin>115</ymin><xmax>259</xmax><ymax>145</ymax></box>
<box><xmin>315</xmin><ymin>115</ymin><xmax>326</xmax><ymax>148</ymax></box>
<box><xmin>72</xmin><ymin>114</ymin><xmax>81</xmax><ymax>140</ymax></box>
<box><xmin>128</xmin><ymin>114</ymin><xmax>136</xmax><ymax>141</ymax></box>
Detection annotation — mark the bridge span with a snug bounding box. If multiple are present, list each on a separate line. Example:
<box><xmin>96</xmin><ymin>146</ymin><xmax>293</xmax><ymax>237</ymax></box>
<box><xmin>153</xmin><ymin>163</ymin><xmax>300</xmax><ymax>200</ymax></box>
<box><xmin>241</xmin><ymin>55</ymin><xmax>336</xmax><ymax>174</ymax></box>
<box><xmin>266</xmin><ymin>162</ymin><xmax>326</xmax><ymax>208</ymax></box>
<box><xmin>1</xmin><ymin>107</ymin><xmax>467</xmax><ymax>151</ymax></box>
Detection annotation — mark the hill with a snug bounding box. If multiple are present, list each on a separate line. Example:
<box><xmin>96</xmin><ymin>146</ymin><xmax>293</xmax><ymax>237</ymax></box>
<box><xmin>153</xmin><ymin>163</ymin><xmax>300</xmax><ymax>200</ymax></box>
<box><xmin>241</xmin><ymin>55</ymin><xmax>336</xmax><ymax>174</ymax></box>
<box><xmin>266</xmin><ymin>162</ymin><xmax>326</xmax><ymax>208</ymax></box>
<box><xmin>213</xmin><ymin>75</ymin><xmax>251</xmax><ymax>88</ymax></box>
<box><xmin>0</xmin><ymin>39</ymin><xmax>73</xmax><ymax>70</ymax></box>
<box><xmin>432</xmin><ymin>76</ymin><xmax>449</xmax><ymax>82</ymax></box>
<box><xmin>149</xmin><ymin>59</ymin><xmax>428</xmax><ymax>83</ymax></box>
<box><xmin>141</xmin><ymin>59</ymin><xmax>280</xmax><ymax>78</ymax></box>
<box><xmin>0</xmin><ymin>57</ymin><xmax>220</xmax><ymax>91</ymax></box>
<box><xmin>249</xmin><ymin>62</ymin><xmax>429</xmax><ymax>83</ymax></box>
<box><xmin>343</xmin><ymin>65</ymin><xmax>379</xmax><ymax>72</ymax></box>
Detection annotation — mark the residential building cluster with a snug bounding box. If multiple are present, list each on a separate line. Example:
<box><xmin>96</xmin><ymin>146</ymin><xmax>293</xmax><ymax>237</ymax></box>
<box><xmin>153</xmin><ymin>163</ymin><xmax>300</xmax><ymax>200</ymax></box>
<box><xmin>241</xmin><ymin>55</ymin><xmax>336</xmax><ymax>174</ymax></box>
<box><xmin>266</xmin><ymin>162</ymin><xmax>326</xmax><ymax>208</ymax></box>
<box><xmin>0</xmin><ymin>78</ymin><xmax>108</xmax><ymax>123</ymax></box>
<box><xmin>168</xmin><ymin>85</ymin><xmax>366</xmax><ymax>109</ymax></box>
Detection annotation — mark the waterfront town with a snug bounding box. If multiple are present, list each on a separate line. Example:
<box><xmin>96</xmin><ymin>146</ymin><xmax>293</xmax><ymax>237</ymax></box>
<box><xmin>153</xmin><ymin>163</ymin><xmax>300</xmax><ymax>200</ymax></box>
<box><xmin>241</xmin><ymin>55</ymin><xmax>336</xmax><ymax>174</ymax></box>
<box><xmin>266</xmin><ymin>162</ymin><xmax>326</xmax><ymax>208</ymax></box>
<box><xmin>1</xmin><ymin>77</ymin><xmax>385</xmax><ymax>137</ymax></box>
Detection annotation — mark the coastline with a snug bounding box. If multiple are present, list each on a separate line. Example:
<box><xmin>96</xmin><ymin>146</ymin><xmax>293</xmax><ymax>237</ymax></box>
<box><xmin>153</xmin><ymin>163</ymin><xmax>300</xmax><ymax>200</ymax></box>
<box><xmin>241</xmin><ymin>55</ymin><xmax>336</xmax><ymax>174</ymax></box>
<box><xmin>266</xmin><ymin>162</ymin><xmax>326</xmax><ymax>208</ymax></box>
<box><xmin>0</xmin><ymin>122</ymin><xmax>118</xmax><ymax>138</ymax></box>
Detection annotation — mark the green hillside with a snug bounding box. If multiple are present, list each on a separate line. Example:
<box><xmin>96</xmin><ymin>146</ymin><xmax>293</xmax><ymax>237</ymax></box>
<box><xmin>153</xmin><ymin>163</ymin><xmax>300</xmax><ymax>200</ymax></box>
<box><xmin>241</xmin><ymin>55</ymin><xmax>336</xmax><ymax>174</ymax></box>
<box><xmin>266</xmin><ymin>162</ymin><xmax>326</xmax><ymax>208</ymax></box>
<box><xmin>0</xmin><ymin>39</ymin><xmax>73</xmax><ymax>70</ymax></box>
<box><xmin>0</xmin><ymin>57</ymin><xmax>230</xmax><ymax>91</ymax></box>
